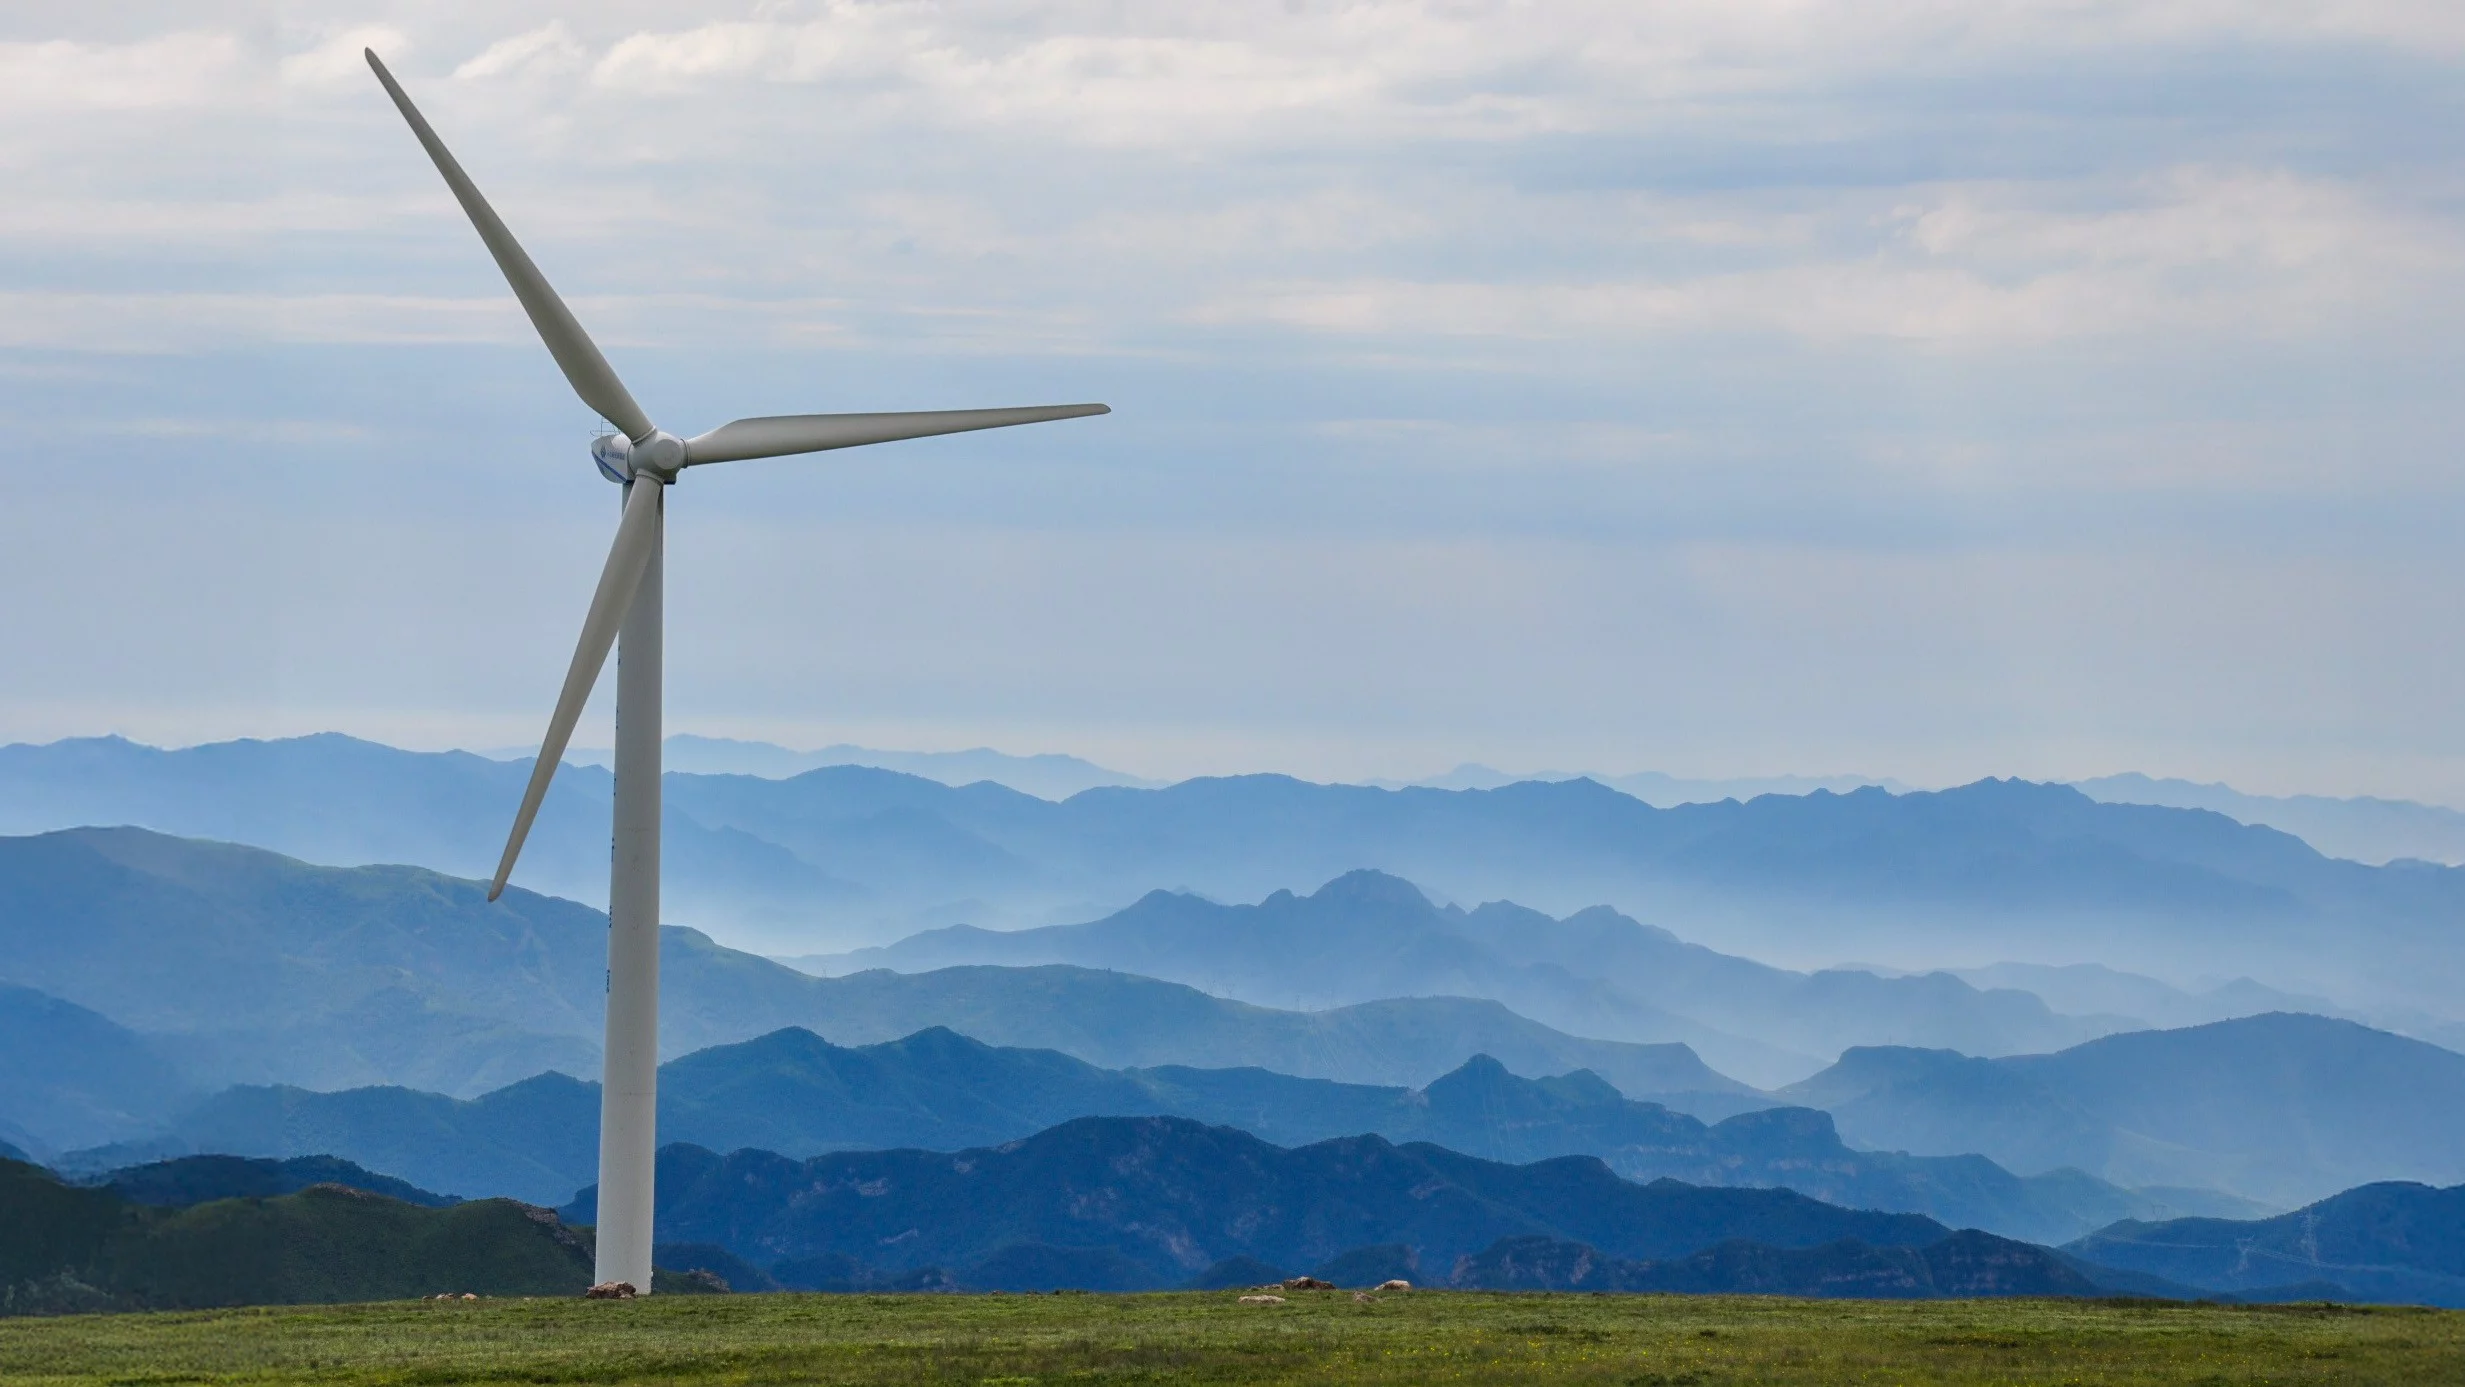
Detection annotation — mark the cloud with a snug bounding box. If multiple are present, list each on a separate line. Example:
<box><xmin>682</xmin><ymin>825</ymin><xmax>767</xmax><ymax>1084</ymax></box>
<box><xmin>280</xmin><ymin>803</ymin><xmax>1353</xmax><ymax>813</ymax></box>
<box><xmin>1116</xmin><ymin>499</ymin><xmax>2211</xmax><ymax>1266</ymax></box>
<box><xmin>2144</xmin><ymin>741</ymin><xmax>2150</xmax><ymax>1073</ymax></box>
<box><xmin>593</xmin><ymin>20</ymin><xmax>809</xmax><ymax>91</ymax></box>
<box><xmin>2</xmin><ymin>2</ymin><xmax>2463</xmax><ymax>797</ymax></box>
<box><xmin>0</xmin><ymin>289</ymin><xmax>887</xmax><ymax>354</ymax></box>
<box><xmin>0</xmin><ymin>292</ymin><xmax>526</xmax><ymax>353</ymax></box>
<box><xmin>456</xmin><ymin>22</ymin><xmax>588</xmax><ymax>82</ymax></box>
<box><xmin>1896</xmin><ymin>169</ymin><xmax>2444</xmax><ymax>277</ymax></box>
<box><xmin>0</xmin><ymin>32</ymin><xmax>251</xmax><ymax>112</ymax></box>
<box><xmin>1189</xmin><ymin>168</ymin><xmax>2458</xmax><ymax>345</ymax></box>
<box><xmin>279</xmin><ymin>25</ymin><xmax>410</xmax><ymax>92</ymax></box>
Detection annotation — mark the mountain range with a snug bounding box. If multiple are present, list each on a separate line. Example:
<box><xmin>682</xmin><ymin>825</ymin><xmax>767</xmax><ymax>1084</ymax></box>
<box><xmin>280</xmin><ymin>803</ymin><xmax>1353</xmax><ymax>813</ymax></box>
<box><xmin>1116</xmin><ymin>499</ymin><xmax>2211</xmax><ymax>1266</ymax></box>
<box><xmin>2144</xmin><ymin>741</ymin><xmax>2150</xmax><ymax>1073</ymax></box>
<box><xmin>24</xmin><ymin>1125</ymin><xmax>2458</xmax><ymax>1306</ymax></box>
<box><xmin>551</xmin><ymin>735</ymin><xmax>1156</xmax><ymax>800</ymax></box>
<box><xmin>815</xmin><ymin>870</ymin><xmax>2139</xmax><ymax>1086</ymax></box>
<box><xmin>585</xmin><ymin>1114</ymin><xmax>2273</xmax><ymax>1298</ymax></box>
<box><xmin>119</xmin><ymin>1026</ymin><xmax>2249</xmax><ymax>1243</ymax></box>
<box><xmin>267</xmin><ymin>735</ymin><xmax>2465</xmax><ymax>873</ymax></box>
<box><xmin>572</xmin><ymin>1112</ymin><xmax>2002</xmax><ymax>1293</ymax></box>
<box><xmin>16</xmin><ymin>730</ymin><xmax>2465</xmax><ymax>1306</ymax></box>
<box><xmin>0</xmin><ymin>827</ymin><xmax>1750</xmax><ymax>1137</ymax></box>
<box><xmin>2074</xmin><ymin>773</ymin><xmax>2465</xmax><ymax>868</ymax></box>
<box><xmin>1784</xmin><ymin>1013</ymin><xmax>2465</xmax><ymax>1206</ymax></box>
<box><xmin>0</xmin><ymin>1133</ymin><xmax>2150</xmax><ymax>1306</ymax></box>
<box><xmin>1943</xmin><ymin>962</ymin><xmax>2345</xmax><ymax>1032</ymax></box>
<box><xmin>7</xmin><ymin>737</ymin><xmax>2465</xmax><ymax>1041</ymax></box>
<box><xmin>1377</xmin><ymin>765</ymin><xmax>1906</xmax><ymax>802</ymax></box>
<box><xmin>1390</xmin><ymin>763</ymin><xmax>2465</xmax><ymax>871</ymax></box>
<box><xmin>2066</xmin><ymin>1180</ymin><xmax>2465</xmax><ymax>1307</ymax></box>
<box><xmin>10</xmin><ymin>825</ymin><xmax>2465</xmax><ymax>1208</ymax></box>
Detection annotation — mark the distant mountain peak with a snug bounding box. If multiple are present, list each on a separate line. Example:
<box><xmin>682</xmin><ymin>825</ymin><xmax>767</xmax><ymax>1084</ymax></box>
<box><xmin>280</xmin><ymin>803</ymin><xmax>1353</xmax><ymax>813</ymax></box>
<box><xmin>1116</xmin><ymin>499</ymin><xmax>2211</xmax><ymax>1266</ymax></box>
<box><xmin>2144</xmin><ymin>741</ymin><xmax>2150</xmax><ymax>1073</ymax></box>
<box><xmin>721</xmin><ymin>1026</ymin><xmax>839</xmax><ymax>1057</ymax></box>
<box><xmin>1711</xmin><ymin>1104</ymin><xmax>1843</xmax><ymax>1147</ymax></box>
<box><xmin>877</xmin><ymin>1025</ymin><xmax>1005</xmax><ymax>1058</ymax></box>
<box><xmin>1933</xmin><ymin>777</ymin><xmax>2095</xmax><ymax>807</ymax></box>
<box><xmin>1307</xmin><ymin>869</ymin><xmax>1432</xmax><ymax>908</ymax></box>
<box><xmin>2065</xmin><ymin>1009</ymin><xmax>2413</xmax><ymax>1056</ymax></box>
<box><xmin>1423</xmin><ymin>1053</ymin><xmax>1628</xmax><ymax>1116</ymax></box>
<box><xmin>1428</xmin><ymin>1053</ymin><xmax>1516</xmax><ymax>1088</ymax></box>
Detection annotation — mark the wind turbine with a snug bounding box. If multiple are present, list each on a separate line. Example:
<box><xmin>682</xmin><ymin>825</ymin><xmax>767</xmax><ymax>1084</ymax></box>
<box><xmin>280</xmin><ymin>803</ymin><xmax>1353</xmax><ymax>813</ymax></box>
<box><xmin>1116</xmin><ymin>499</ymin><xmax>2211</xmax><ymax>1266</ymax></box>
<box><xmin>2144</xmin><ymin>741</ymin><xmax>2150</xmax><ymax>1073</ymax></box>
<box><xmin>364</xmin><ymin>50</ymin><xmax>1107</xmax><ymax>1294</ymax></box>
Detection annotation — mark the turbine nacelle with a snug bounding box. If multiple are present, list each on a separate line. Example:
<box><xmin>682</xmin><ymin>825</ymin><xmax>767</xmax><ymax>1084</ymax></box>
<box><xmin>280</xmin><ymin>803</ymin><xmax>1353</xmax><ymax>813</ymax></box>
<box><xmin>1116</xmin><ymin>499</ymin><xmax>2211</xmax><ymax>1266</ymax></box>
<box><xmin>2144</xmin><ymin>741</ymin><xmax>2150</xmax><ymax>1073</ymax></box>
<box><xmin>591</xmin><ymin>430</ymin><xmax>685</xmax><ymax>484</ymax></box>
<box><xmin>591</xmin><ymin>433</ymin><xmax>630</xmax><ymax>483</ymax></box>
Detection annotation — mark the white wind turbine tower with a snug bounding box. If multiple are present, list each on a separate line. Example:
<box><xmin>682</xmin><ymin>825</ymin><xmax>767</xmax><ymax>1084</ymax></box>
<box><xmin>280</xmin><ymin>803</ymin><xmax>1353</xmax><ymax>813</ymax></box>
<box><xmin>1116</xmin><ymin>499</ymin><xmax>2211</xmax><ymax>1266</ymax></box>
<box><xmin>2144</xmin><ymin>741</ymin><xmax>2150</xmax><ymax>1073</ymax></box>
<box><xmin>365</xmin><ymin>51</ymin><xmax>1107</xmax><ymax>1294</ymax></box>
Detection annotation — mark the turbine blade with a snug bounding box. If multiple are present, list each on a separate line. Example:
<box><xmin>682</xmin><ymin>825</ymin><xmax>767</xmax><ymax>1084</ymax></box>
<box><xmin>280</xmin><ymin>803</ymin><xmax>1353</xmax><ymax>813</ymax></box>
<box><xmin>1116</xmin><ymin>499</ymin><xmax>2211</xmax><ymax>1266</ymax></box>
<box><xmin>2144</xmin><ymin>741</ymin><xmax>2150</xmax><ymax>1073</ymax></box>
<box><xmin>363</xmin><ymin>49</ymin><xmax>655</xmax><ymax>442</ymax></box>
<box><xmin>489</xmin><ymin>478</ymin><xmax>664</xmax><ymax>901</ymax></box>
<box><xmin>682</xmin><ymin>404</ymin><xmax>1109</xmax><ymax>467</ymax></box>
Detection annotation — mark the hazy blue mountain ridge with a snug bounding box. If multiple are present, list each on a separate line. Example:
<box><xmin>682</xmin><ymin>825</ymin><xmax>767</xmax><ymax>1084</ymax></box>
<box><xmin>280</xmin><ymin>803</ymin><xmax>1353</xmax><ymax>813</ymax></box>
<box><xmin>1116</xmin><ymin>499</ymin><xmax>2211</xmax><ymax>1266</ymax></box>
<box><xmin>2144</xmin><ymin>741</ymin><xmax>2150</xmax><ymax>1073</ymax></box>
<box><xmin>2066</xmin><ymin>1180</ymin><xmax>2465</xmax><ymax>1306</ymax></box>
<box><xmin>132</xmin><ymin>1026</ymin><xmax>2196</xmax><ymax>1242</ymax></box>
<box><xmin>1948</xmin><ymin>962</ymin><xmax>2340</xmax><ymax>1030</ymax></box>
<box><xmin>567</xmin><ymin>1114</ymin><xmax>1955</xmax><ymax>1290</ymax></box>
<box><xmin>822</xmin><ymin>871</ymin><xmax>1813</xmax><ymax>1084</ymax></box>
<box><xmin>0</xmin><ymin>826</ymin><xmax>1748</xmax><ymax>1114</ymax></box>
<box><xmin>0</xmin><ymin>983</ymin><xmax>197</xmax><ymax>1155</ymax></box>
<box><xmin>580</xmin><ymin>1115</ymin><xmax>2180</xmax><ymax>1298</ymax></box>
<box><xmin>8</xmin><ymin>824</ymin><xmax>2462</xmax><ymax>1211</ymax></box>
<box><xmin>1786</xmin><ymin>1013</ymin><xmax>2465</xmax><ymax>1206</ymax></box>
<box><xmin>167</xmin><ymin>1072</ymin><xmax>601</xmax><ymax>1207</ymax></box>
<box><xmin>555</xmin><ymin>735</ymin><xmax>1158</xmax><ymax>799</ymax></box>
<box><xmin>1397</xmin><ymin>764</ymin><xmax>2465</xmax><ymax>870</ymax></box>
<box><xmin>0</xmin><ymin>734</ymin><xmax>861</xmax><ymax>943</ymax></box>
<box><xmin>9</xmin><ymin>737</ymin><xmax>2465</xmax><ymax>1028</ymax></box>
<box><xmin>1380</xmin><ymin>765</ymin><xmax>1907</xmax><ymax>802</ymax></box>
<box><xmin>1940</xmin><ymin>960</ymin><xmax>2465</xmax><ymax>1060</ymax></box>
<box><xmin>2076</xmin><ymin>772</ymin><xmax>2465</xmax><ymax>867</ymax></box>
<box><xmin>0</xmin><ymin>825</ymin><xmax>621</xmax><ymax>1097</ymax></box>
<box><xmin>822</xmin><ymin>870</ymin><xmax>2135</xmax><ymax>1085</ymax></box>
<box><xmin>753</xmin><ymin>967</ymin><xmax>1744</xmax><ymax>1100</ymax></box>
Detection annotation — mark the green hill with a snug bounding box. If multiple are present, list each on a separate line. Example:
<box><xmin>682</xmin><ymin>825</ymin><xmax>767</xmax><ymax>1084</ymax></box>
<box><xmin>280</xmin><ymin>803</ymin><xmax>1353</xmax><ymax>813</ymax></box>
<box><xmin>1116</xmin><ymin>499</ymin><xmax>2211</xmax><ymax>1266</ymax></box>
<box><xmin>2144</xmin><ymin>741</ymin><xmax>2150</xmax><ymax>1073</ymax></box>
<box><xmin>101</xmin><ymin>1154</ymin><xmax>455</xmax><ymax>1209</ymax></box>
<box><xmin>0</xmin><ymin>1157</ymin><xmax>591</xmax><ymax>1315</ymax></box>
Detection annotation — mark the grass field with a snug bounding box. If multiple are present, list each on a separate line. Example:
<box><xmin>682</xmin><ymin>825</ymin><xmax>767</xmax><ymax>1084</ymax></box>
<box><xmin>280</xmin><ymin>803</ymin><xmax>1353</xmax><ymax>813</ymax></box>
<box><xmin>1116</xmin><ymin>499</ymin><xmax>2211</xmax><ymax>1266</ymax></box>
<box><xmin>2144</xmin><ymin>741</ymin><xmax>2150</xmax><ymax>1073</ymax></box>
<box><xmin>4</xmin><ymin>1290</ymin><xmax>2462</xmax><ymax>1385</ymax></box>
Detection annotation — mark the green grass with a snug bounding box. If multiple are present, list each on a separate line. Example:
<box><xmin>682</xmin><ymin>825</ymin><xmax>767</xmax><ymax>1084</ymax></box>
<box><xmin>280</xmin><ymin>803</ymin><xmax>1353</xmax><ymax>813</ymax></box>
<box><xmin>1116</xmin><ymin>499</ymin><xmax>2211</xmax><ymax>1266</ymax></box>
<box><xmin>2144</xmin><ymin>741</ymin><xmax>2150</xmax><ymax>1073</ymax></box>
<box><xmin>2</xmin><ymin>1291</ymin><xmax>2460</xmax><ymax>1385</ymax></box>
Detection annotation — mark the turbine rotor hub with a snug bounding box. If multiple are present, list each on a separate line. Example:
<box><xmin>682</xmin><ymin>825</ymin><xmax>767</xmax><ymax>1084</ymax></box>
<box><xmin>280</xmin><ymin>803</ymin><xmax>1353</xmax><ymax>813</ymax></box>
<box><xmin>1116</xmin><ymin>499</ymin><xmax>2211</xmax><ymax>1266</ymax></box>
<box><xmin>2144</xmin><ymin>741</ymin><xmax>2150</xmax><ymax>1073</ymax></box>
<box><xmin>591</xmin><ymin>430</ymin><xmax>685</xmax><ymax>483</ymax></box>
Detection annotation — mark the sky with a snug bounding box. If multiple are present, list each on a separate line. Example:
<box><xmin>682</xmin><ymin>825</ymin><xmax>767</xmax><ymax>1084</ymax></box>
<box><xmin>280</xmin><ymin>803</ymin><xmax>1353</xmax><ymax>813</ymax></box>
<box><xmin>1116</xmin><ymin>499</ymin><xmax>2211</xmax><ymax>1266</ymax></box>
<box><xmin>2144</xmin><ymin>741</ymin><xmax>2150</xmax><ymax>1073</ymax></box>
<box><xmin>4</xmin><ymin>2</ymin><xmax>2463</xmax><ymax>798</ymax></box>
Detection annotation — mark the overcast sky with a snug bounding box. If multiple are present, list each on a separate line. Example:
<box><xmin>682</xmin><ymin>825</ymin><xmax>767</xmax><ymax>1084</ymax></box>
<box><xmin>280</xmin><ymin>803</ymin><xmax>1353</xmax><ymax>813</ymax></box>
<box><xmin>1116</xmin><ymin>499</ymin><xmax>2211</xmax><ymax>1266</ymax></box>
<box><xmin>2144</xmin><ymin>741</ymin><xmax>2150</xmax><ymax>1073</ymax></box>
<box><xmin>4</xmin><ymin>2</ymin><xmax>2462</xmax><ymax>797</ymax></box>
